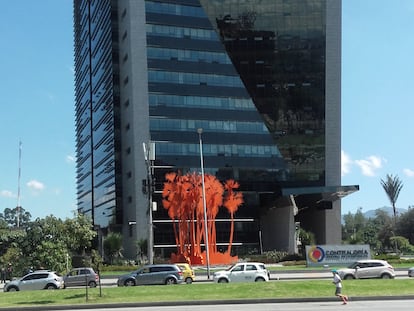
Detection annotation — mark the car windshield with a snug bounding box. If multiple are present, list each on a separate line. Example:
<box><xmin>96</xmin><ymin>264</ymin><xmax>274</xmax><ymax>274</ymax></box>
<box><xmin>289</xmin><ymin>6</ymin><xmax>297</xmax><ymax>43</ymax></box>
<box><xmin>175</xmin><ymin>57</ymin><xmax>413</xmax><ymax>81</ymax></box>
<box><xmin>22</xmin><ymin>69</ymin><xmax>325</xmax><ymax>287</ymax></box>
<box><xmin>347</xmin><ymin>262</ymin><xmax>360</xmax><ymax>269</ymax></box>
<box><xmin>226</xmin><ymin>264</ymin><xmax>236</xmax><ymax>271</ymax></box>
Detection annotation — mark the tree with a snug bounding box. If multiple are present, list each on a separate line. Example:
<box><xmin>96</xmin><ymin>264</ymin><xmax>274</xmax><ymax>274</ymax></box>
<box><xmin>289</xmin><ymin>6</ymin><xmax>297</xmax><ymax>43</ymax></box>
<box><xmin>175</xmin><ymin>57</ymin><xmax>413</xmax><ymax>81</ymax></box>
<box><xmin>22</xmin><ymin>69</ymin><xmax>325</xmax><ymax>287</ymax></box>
<box><xmin>298</xmin><ymin>228</ymin><xmax>315</xmax><ymax>257</ymax></box>
<box><xmin>0</xmin><ymin>207</ymin><xmax>31</xmax><ymax>228</ymax></box>
<box><xmin>136</xmin><ymin>239</ymin><xmax>148</xmax><ymax>264</ymax></box>
<box><xmin>32</xmin><ymin>240</ymin><xmax>68</xmax><ymax>272</ymax></box>
<box><xmin>342</xmin><ymin>208</ymin><xmax>366</xmax><ymax>243</ymax></box>
<box><xmin>381</xmin><ymin>174</ymin><xmax>403</xmax><ymax>253</ymax></box>
<box><xmin>0</xmin><ymin>212</ymin><xmax>98</xmax><ymax>275</ymax></box>
<box><xmin>63</xmin><ymin>213</ymin><xmax>96</xmax><ymax>254</ymax></box>
<box><xmin>390</xmin><ymin>236</ymin><xmax>414</xmax><ymax>254</ymax></box>
<box><xmin>103</xmin><ymin>232</ymin><xmax>123</xmax><ymax>264</ymax></box>
<box><xmin>380</xmin><ymin>174</ymin><xmax>403</xmax><ymax>223</ymax></box>
<box><xmin>396</xmin><ymin>207</ymin><xmax>414</xmax><ymax>245</ymax></box>
<box><xmin>373</xmin><ymin>209</ymin><xmax>394</xmax><ymax>253</ymax></box>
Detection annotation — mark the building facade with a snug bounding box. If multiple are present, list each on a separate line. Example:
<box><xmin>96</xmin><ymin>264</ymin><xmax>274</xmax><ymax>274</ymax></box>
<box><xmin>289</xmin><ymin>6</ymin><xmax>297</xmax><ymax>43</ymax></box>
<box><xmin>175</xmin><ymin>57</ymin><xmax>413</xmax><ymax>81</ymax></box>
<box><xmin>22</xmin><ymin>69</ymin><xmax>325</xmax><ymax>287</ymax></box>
<box><xmin>73</xmin><ymin>0</ymin><xmax>357</xmax><ymax>260</ymax></box>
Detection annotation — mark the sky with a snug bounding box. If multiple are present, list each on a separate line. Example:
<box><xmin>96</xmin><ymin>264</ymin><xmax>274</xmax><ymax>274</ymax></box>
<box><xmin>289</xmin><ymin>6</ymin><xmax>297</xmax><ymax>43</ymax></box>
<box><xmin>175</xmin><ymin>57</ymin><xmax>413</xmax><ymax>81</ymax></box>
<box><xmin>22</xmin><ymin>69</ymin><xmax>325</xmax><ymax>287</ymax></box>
<box><xmin>0</xmin><ymin>0</ymin><xmax>413</xmax><ymax>220</ymax></box>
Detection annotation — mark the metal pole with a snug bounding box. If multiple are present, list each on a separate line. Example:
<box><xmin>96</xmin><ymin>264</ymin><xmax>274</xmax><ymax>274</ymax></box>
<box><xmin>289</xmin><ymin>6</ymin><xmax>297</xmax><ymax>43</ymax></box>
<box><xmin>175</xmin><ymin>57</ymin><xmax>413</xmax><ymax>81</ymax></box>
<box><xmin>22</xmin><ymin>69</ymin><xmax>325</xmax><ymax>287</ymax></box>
<box><xmin>16</xmin><ymin>141</ymin><xmax>22</xmax><ymax>228</ymax></box>
<box><xmin>148</xmin><ymin>157</ymin><xmax>154</xmax><ymax>265</ymax></box>
<box><xmin>197</xmin><ymin>128</ymin><xmax>210</xmax><ymax>279</ymax></box>
<box><xmin>143</xmin><ymin>142</ymin><xmax>154</xmax><ymax>264</ymax></box>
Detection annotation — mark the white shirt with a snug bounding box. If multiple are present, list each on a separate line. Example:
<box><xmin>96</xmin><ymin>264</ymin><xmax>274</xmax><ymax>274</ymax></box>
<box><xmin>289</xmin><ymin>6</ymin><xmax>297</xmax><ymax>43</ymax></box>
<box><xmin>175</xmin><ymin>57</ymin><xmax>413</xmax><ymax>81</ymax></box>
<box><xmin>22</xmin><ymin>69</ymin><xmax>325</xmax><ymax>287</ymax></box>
<box><xmin>333</xmin><ymin>273</ymin><xmax>342</xmax><ymax>288</ymax></box>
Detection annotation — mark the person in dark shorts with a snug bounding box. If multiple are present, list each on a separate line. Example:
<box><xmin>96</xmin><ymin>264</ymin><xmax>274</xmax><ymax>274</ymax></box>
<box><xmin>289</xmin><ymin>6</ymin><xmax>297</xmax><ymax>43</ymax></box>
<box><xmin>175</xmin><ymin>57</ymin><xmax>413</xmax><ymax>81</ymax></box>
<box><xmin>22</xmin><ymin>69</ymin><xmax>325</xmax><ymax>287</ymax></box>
<box><xmin>332</xmin><ymin>269</ymin><xmax>348</xmax><ymax>304</ymax></box>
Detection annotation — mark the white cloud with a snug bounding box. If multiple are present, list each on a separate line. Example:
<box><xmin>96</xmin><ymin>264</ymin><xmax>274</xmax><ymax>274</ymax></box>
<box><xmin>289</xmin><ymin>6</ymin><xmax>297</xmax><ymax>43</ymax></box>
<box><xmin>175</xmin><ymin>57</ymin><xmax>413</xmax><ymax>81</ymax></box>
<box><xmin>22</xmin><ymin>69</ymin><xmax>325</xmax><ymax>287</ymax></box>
<box><xmin>355</xmin><ymin>155</ymin><xmax>384</xmax><ymax>177</ymax></box>
<box><xmin>27</xmin><ymin>180</ymin><xmax>45</xmax><ymax>192</ymax></box>
<box><xmin>0</xmin><ymin>190</ymin><xmax>14</xmax><ymax>198</ymax></box>
<box><xmin>403</xmin><ymin>168</ymin><xmax>414</xmax><ymax>177</ymax></box>
<box><xmin>341</xmin><ymin>150</ymin><xmax>352</xmax><ymax>176</ymax></box>
<box><xmin>66</xmin><ymin>154</ymin><xmax>75</xmax><ymax>163</ymax></box>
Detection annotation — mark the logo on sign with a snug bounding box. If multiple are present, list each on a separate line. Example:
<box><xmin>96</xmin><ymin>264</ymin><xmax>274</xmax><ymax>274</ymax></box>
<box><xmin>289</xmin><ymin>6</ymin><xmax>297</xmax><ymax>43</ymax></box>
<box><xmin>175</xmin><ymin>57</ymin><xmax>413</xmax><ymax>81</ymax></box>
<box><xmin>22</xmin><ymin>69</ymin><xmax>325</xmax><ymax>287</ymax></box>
<box><xmin>308</xmin><ymin>245</ymin><xmax>325</xmax><ymax>263</ymax></box>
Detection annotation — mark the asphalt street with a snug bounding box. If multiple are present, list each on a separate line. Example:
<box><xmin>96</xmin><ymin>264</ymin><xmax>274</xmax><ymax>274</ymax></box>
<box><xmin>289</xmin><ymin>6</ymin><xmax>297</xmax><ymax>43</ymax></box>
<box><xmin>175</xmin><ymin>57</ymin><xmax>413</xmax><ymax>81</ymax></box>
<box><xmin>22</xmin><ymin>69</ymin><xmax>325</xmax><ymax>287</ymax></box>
<box><xmin>2</xmin><ymin>298</ymin><xmax>414</xmax><ymax>311</ymax></box>
<box><xmin>93</xmin><ymin>267</ymin><xmax>410</xmax><ymax>286</ymax></box>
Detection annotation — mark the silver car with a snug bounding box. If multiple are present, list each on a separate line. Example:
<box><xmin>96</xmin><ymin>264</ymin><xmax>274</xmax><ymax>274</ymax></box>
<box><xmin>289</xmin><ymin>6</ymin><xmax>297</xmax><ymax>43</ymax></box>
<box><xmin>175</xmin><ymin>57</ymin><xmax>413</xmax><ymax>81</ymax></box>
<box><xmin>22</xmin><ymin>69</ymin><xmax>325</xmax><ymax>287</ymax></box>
<box><xmin>213</xmin><ymin>262</ymin><xmax>270</xmax><ymax>283</ymax></box>
<box><xmin>408</xmin><ymin>267</ymin><xmax>414</xmax><ymax>277</ymax></box>
<box><xmin>338</xmin><ymin>259</ymin><xmax>395</xmax><ymax>280</ymax></box>
<box><xmin>117</xmin><ymin>264</ymin><xmax>183</xmax><ymax>286</ymax></box>
<box><xmin>3</xmin><ymin>271</ymin><xmax>64</xmax><ymax>292</ymax></box>
<box><xmin>63</xmin><ymin>267</ymin><xmax>99</xmax><ymax>288</ymax></box>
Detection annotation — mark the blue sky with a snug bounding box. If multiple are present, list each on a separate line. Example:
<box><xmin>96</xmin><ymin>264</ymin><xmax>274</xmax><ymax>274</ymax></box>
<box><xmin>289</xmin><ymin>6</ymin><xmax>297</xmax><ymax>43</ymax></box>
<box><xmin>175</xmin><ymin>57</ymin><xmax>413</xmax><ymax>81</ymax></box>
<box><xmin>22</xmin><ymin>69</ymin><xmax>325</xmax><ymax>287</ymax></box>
<box><xmin>1</xmin><ymin>0</ymin><xmax>413</xmax><ymax>220</ymax></box>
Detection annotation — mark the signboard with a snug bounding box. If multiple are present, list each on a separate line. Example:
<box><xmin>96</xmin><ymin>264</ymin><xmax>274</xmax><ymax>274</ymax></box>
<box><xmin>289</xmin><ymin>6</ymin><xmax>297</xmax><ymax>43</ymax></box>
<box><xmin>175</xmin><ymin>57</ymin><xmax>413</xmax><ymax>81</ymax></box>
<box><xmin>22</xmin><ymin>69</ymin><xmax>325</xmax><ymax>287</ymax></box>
<box><xmin>305</xmin><ymin>244</ymin><xmax>371</xmax><ymax>267</ymax></box>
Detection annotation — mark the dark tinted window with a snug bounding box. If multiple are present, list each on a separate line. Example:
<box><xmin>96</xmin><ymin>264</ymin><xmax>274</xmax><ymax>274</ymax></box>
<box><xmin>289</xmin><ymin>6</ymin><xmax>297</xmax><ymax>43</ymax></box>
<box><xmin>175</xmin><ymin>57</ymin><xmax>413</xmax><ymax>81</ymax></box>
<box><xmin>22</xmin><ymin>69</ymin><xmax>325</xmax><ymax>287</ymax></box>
<box><xmin>150</xmin><ymin>266</ymin><xmax>175</xmax><ymax>272</ymax></box>
<box><xmin>24</xmin><ymin>273</ymin><xmax>48</xmax><ymax>280</ymax></box>
<box><xmin>246</xmin><ymin>264</ymin><xmax>257</xmax><ymax>271</ymax></box>
<box><xmin>232</xmin><ymin>265</ymin><xmax>244</xmax><ymax>272</ymax></box>
<box><xmin>80</xmin><ymin>269</ymin><xmax>90</xmax><ymax>275</ymax></box>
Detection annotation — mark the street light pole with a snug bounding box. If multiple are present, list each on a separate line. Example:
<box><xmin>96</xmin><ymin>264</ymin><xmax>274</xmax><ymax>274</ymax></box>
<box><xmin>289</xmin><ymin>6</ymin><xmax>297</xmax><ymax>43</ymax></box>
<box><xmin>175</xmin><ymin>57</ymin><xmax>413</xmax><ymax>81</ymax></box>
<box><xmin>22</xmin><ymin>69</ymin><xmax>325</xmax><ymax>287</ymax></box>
<box><xmin>143</xmin><ymin>142</ymin><xmax>155</xmax><ymax>264</ymax></box>
<box><xmin>197</xmin><ymin>128</ymin><xmax>210</xmax><ymax>279</ymax></box>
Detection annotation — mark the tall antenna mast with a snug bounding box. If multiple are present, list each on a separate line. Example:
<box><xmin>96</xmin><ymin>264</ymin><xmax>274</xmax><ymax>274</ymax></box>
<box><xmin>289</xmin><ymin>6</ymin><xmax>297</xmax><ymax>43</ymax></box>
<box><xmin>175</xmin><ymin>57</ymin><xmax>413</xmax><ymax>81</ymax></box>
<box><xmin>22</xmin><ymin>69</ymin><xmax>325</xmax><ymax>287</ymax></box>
<box><xmin>17</xmin><ymin>141</ymin><xmax>22</xmax><ymax>228</ymax></box>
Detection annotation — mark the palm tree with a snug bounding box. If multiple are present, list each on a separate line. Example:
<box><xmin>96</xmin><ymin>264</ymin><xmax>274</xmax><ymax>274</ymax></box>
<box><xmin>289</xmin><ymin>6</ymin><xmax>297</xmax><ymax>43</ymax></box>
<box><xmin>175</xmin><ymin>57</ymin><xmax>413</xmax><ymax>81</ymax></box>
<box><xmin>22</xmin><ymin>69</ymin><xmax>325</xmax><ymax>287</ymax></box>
<box><xmin>380</xmin><ymin>174</ymin><xmax>403</xmax><ymax>222</ymax></box>
<box><xmin>380</xmin><ymin>174</ymin><xmax>403</xmax><ymax>253</ymax></box>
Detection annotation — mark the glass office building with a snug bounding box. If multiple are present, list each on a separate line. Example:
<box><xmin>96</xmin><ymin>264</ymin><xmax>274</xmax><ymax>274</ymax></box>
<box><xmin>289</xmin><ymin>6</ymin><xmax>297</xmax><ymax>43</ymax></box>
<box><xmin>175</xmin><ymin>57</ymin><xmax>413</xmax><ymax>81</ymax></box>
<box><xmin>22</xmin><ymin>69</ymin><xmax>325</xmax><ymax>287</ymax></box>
<box><xmin>73</xmin><ymin>0</ymin><xmax>357</xmax><ymax>259</ymax></box>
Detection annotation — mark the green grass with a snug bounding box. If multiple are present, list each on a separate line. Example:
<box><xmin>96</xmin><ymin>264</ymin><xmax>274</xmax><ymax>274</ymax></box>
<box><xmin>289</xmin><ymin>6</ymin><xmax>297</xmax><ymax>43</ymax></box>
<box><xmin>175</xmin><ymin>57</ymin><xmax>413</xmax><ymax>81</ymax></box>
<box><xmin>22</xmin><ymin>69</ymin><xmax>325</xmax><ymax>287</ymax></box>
<box><xmin>0</xmin><ymin>279</ymin><xmax>413</xmax><ymax>308</ymax></box>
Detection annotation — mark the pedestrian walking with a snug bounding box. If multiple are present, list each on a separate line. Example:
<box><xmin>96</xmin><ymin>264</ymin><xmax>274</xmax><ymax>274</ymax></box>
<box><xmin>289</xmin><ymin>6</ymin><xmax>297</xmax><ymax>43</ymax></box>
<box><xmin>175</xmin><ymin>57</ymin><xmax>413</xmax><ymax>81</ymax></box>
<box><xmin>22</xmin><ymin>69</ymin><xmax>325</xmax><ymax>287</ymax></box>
<box><xmin>6</xmin><ymin>263</ymin><xmax>13</xmax><ymax>281</ymax></box>
<box><xmin>332</xmin><ymin>269</ymin><xmax>348</xmax><ymax>304</ymax></box>
<box><xmin>0</xmin><ymin>267</ymin><xmax>6</xmax><ymax>283</ymax></box>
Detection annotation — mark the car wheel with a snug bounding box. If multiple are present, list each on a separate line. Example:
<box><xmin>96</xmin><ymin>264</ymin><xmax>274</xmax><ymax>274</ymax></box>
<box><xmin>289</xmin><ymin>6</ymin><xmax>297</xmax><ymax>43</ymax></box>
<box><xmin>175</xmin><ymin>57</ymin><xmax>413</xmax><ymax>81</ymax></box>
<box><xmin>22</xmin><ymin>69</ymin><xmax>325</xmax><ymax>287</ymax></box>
<box><xmin>344</xmin><ymin>275</ymin><xmax>354</xmax><ymax>280</ymax></box>
<box><xmin>381</xmin><ymin>273</ymin><xmax>391</xmax><ymax>279</ymax></box>
<box><xmin>7</xmin><ymin>286</ymin><xmax>18</xmax><ymax>292</ymax></box>
<box><xmin>88</xmin><ymin>281</ymin><xmax>97</xmax><ymax>288</ymax></box>
<box><xmin>218</xmin><ymin>278</ymin><xmax>228</xmax><ymax>283</ymax></box>
<box><xmin>185</xmin><ymin>277</ymin><xmax>193</xmax><ymax>284</ymax></box>
<box><xmin>124</xmin><ymin>279</ymin><xmax>136</xmax><ymax>286</ymax></box>
<box><xmin>46</xmin><ymin>284</ymin><xmax>57</xmax><ymax>290</ymax></box>
<box><xmin>255</xmin><ymin>277</ymin><xmax>265</xmax><ymax>282</ymax></box>
<box><xmin>165</xmin><ymin>277</ymin><xmax>176</xmax><ymax>285</ymax></box>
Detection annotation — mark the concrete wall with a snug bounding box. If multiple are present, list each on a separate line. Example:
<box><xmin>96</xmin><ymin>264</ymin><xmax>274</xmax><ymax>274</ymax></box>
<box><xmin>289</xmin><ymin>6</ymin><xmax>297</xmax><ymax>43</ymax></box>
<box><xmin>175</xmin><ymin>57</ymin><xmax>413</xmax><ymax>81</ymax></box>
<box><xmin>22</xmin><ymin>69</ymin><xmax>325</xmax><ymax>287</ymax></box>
<box><xmin>118</xmin><ymin>0</ymin><xmax>151</xmax><ymax>259</ymax></box>
<box><xmin>323</xmin><ymin>0</ymin><xmax>342</xmax><ymax>244</ymax></box>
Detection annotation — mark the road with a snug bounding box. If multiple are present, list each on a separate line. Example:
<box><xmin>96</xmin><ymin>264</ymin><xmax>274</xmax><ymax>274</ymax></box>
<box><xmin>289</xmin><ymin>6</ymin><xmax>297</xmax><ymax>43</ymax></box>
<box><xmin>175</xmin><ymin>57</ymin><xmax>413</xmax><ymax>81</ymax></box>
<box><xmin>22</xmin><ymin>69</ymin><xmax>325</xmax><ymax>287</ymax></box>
<box><xmin>97</xmin><ymin>268</ymin><xmax>409</xmax><ymax>286</ymax></box>
<box><xmin>47</xmin><ymin>299</ymin><xmax>414</xmax><ymax>311</ymax></box>
<box><xmin>0</xmin><ymin>268</ymin><xmax>408</xmax><ymax>290</ymax></box>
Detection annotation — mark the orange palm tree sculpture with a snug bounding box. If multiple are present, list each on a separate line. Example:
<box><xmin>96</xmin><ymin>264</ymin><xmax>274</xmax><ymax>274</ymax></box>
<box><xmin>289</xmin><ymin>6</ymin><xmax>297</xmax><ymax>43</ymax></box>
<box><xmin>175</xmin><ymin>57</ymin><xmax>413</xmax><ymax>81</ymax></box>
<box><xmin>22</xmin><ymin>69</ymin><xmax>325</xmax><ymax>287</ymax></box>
<box><xmin>162</xmin><ymin>172</ymin><xmax>243</xmax><ymax>265</ymax></box>
<box><xmin>223</xmin><ymin>180</ymin><xmax>244</xmax><ymax>253</ymax></box>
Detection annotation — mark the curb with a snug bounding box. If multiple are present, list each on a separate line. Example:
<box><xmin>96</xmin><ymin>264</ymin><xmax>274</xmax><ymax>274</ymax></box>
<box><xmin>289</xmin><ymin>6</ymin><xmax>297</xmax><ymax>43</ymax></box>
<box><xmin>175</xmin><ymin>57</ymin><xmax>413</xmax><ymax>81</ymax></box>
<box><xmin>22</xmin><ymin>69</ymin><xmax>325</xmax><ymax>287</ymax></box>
<box><xmin>1</xmin><ymin>295</ymin><xmax>414</xmax><ymax>310</ymax></box>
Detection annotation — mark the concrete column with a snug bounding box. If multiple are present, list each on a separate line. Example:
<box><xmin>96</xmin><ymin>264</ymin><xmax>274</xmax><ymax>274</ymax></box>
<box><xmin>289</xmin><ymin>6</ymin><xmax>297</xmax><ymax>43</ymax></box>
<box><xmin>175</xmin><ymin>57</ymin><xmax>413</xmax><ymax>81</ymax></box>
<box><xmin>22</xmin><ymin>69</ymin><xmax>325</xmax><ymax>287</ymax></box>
<box><xmin>260</xmin><ymin>206</ymin><xmax>296</xmax><ymax>253</ymax></box>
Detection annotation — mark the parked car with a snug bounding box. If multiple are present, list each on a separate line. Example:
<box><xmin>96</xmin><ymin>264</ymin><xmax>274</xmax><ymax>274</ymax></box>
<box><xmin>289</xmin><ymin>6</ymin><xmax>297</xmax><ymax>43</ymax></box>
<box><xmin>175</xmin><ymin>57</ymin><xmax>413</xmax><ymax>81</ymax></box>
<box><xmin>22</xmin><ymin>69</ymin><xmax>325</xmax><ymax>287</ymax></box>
<box><xmin>176</xmin><ymin>263</ymin><xmax>195</xmax><ymax>284</ymax></box>
<box><xmin>408</xmin><ymin>267</ymin><xmax>414</xmax><ymax>277</ymax></box>
<box><xmin>3</xmin><ymin>270</ymin><xmax>64</xmax><ymax>292</ymax></box>
<box><xmin>337</xmin><ymin>259</ymin><xmax>395</xmax><ymax>280</ymax></box>
<box><xmin>117</xmin><ymin>264</ymin><xmax>183</xmax><ymax>286</ymax></box>
<box><xmin>213</xmin><ymin>262</ymin><xmax>270</xmax><ymax>283</ymax></box>
<box><xmin>63</xmin><ymin>267</ymin><xmax>99</xmax><ymax>288</ymax></box>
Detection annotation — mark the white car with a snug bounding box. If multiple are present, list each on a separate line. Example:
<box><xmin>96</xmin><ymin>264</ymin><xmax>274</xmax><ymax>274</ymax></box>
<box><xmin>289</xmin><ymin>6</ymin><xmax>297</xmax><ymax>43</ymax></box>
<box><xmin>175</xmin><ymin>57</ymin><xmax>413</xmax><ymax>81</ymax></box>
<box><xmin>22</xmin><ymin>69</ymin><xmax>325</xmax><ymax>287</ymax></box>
<box><xmin>408</xmin><ymin>267</ymin><xmax>414</xmax><ymax>277</ymax></box>
<box><xmin>337</xmin><ymin>259</ymin><xmax>395</xmax><ymax>280</ymax></box>
<box><xmin>3</xmin><ymin>271</ymin><xmax>64</xmax><ymax>292</ymax></box>
<box><xmin>213</xmin><ymin>262</ymin><xmax>270</xmax><ymax>283</ymax></box>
